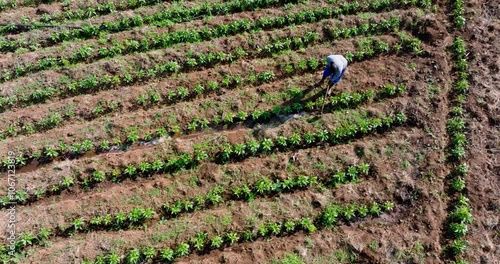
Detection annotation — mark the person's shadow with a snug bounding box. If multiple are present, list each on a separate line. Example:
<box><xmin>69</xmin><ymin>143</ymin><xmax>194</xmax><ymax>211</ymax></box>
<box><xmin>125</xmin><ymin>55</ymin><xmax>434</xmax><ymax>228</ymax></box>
<box><xmin>280</xmin><ymin>83</ymin><xmax>326</xmax><ymax>109</ymax></box>
<box><xmin>280</xmin><ymin>81</ymin><xmax>331</xmax><ymax>122</ymax></box>
<box><xmin>247</xmin><ymin>80</ymin><xmax>329</xmax><ymax>134</ymax></box>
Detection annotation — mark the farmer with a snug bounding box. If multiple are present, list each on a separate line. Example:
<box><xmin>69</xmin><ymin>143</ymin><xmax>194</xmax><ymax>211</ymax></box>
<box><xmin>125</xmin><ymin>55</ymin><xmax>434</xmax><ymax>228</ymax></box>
<box><xmin>315</xmin><ymin>54</ymin><xmax>348</xmax><ymax>95</ymax></box>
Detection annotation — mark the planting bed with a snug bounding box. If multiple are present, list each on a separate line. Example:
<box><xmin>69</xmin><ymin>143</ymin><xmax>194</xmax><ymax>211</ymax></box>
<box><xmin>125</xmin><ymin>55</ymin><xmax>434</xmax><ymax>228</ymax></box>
<box><xmin>0</xmin><ymin>0</ymin><xmax>498</xmax><ymax>263</ymax></box>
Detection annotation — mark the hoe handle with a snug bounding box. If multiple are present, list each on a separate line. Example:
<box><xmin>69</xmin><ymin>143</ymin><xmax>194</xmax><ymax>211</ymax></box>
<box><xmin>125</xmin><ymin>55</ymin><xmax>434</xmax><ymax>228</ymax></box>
<box><xmin>320</xmin><ymin>84</ymin><xmax>334</xmax><ymax>114</ymax></box>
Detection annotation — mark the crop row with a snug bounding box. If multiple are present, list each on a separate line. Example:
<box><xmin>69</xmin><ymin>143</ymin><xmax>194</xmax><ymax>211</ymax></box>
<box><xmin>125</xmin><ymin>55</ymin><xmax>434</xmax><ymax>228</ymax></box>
<box><xmin>177</xmin><ymin>83</ymin><xmax>406</xmax><ymax>136</ymax></box>
<box><xmin>0</xmin><ymin>164</ymin><xmax>370</xmax><ymax>255</ymax></box>
<box><xmin>0</xmin><ymin>0</ymin><xmax>380</xmax><ymax>53</ymax></box>
<box><xmin>0</xmin><ymin>17</ymin><xmax>419</xmax><ymax>114</ymax></box>
<box><xmin>2</xmin><ymin>37</ymin><xmax>407</xmax><ymax>136</ymax></box>
<box><xmin>0</xmin><ymin>33</ymin><xmax>418</xmax><ymax>169</ymax></box>
<box><xmin>0</xmin><ymin>206</ymin><xmax>154</xmax><ymax>255</ymax></box>
<box><xmin>22</xmin><ymin>0</ymin><xmax>301</xmax><ymax>40</ymax></box>
<box><xmin>0</xmin><ymin>0</ymin><xmax>174</xmax><ymax>25</ymax></box>
<box><xmin>445</xmin><ymin>191</ymin><xmax>473</xmax><ymax>259</ymax></box>
<box><xmin>446</xmin><ymin>37</ymin><xmax>469</xmax><ymax>171</ymax></box>
<box><xmin>0</xmin><ymin>28</ymin><xmax>321</xmax><ymax>134</ymax></box>
<box><xmin>0</xmin><ymin>29</ymin><xmax>318</xmax><ymax>109</ymax></box>
<box><xmin>0</xmin><ymin>49</ymin><xmax>406</xmax><ymax>141</ymax></box>
<box><xmin>0</xmin><ymin>0</ymin><xmax>430</xmax><ymax>78</ymax></box>
<box><xmin>450</xmin><ymin>0</ymin><xmax>466</xmax><ymax>28</ymax></box>
<box><xmin>0</xmin><ymin>0</ymin><xmax>61</xmax><ymax>12</ymax></box>
<box><xmin>0</xmin><ymin>78</ymin><xmax>406</xmax><ymax>174</ymax></box>
<box><xmin>0</xmin><ymin>112</ymin><xmax>408</xmax><ymax>208</ymax></box>
<box><xmin>0</xmin><ymin>0</ymin><xmax>300</xmax><ymax>47</ymax></box>
<box><xmin>442</xmin><ymin>36</ymin><xmax>472</xmax><ymax>262</ymax></box>
<box><xmin>0</xmin><ymin>68</ymin><xmax>282</xmax><ymax>139</ymax></box>
<box><xmin>0</xmin><ymin>0</ymin><xmax>17</xmax><ymax>11</ymax></box>
<box><xmin>0</xmin><ymin>38</ymin><xmax>417</xmax><ymax>196</ymax></box>
<box><xmin>83</xmin><ymin>199</ymin><xmax>396</xmax><ymax>264</ymax></box>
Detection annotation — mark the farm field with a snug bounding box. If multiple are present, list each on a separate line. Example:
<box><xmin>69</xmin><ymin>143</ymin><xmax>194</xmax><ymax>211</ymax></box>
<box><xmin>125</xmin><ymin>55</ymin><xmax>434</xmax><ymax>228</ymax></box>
<box><xmin>0</xmin><ymin>0</ymin><xmax>498</xmax><ymax>263</ymax></box>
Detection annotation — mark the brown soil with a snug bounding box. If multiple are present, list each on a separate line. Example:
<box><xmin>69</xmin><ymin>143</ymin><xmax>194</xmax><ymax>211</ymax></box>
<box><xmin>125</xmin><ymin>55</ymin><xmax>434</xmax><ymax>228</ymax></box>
<box><xmin>0</xmin><ymin>27</ymin><xmax>422</xmax><ymax>158</ymax></box>
<box><xmin>0</xmin><ymin>0</ymin><xmax>498</xmax><ymax>263</ymax></box>
<box><xmin>456</xmin><ymin>0</ymin><xmax>500</xmax><ymax>263</ymax></box>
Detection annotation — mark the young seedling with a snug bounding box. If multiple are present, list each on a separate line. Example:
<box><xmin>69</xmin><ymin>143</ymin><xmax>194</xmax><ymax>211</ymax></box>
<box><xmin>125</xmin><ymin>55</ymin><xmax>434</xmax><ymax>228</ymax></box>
<box><xmin>160</xmin><ymin>248</ymin><xmax>175</xmax><ymax>262</ymax></box>
<box><xmin>176</xmin><ymin>242</ymin><xmax>190</xmax><ymax>257</ymax></box>
<box><xmin>210</xmin><ymin>235</ymin><xmax>224</xmax><ymax>249</ymax></box>
<box><xmin>225</xmin><ymin>232</ymin><xmax>239</xmax><ymax>245</ymax></box>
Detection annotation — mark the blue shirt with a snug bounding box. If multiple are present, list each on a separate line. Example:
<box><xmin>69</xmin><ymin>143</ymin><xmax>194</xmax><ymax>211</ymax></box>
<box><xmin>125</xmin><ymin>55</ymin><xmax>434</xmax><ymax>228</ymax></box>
<box><xmin>323</xmin><ymin>66</ymin><xmax>346</xmax><ymax>84</ymax></box>
<box><xmin>323</xmin><ymin>66</ymin><xmax>334</xmax><ymax>78</ymax></box>
<box><xmin>323</xmin><ymin>55</ymin><xmax>348</xmax><ymax>83</ymax></box>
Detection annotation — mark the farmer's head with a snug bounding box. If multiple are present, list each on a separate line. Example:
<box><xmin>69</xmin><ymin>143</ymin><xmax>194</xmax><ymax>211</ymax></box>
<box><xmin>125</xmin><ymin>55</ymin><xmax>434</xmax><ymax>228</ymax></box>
<box><xmin>326</xmin><ymin>57</ymin><xmax>334</xmax><ymax>67</ymax></box>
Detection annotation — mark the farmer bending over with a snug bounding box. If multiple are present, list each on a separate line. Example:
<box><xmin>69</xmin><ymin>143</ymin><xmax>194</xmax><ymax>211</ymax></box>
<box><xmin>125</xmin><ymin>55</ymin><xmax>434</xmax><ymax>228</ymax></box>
<box><xmin>315</xmin><ymin>54</ymin><xmax>348</xmax><ymax>95</ymax></box>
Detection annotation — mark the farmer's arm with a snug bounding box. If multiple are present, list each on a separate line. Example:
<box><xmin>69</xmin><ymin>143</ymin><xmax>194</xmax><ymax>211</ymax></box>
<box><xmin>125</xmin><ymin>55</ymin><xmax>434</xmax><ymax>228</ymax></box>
<box><xmin>315</xmin><ymin>67</ymin><xmax>332</xmax><ymax>86</ymax></box>
<box><xmin>329</xmin><ymin>67</ymin><xmax>342</xmax><ymax>83</ymax></box>
<box><xmin>315</xmin><ymin>76</ymin><xmax>327</xmax><ymax>86</ymax></box>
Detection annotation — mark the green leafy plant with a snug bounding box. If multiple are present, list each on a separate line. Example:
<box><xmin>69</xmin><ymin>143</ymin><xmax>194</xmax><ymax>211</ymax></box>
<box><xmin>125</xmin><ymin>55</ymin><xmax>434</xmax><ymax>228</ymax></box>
<box><xmin>61</xmin><ymin>177</ymin><xmax>74</xmax><ymax>188</ymax></box>
<box><xmin>125</xmin><ymin>248</ymin><xmax>141</xmax><ymax>264</ymax></box>
<box><xmin>176</xmin><ymin>242</ymin><xmax>190</xmax><ymax>257</ymax></box>
<box><xmin>451</xmin><ymin>177</ymin><xmax>466</xmax><ymax>192</ymax></box>
<box><xmin>44</xmin><ymin>146</ymin><xmax>59</xmax><ymax>158</ymax></box>
<box><xmin>210</xmin><ymin>235</ymin><xmax>224</xmax><ymax>248</ymax></box>
<box><xmin>160</xmin><ymin>248</ymin><xmax>175</xmax><ymax>262</ymax></box>
<box><xmin>449</xmin><ymin>222</ymin><xmax>468</xmax><ymax>238</ymax></box>
<box><xmin>381</xmin><ymin>201</ymin><xmax>394</xmax><ymax>211</ymax></box>
<box><xmin>225</xmin><ymin>232</ymin><xmax>239</xmax><ymax>245</ymax></box>
<box><xmin>299</xmin><ymin>217</ymin><xmax>316</xmax><ymax>233</ymax></box>
<box><xmin>191</xmin><ymin>232</ymin><xmax>207</xmax><ymax>252</ymax></box>
<box><xmin>342</xmin><ymin>203</ymin><xmax>357</xmax><ymax>221</ymax></box>
<box><xmin>369</xmin><ymin>202</ymin><xmax>382</xmax><ymax>216</ymax></box>
<box><xmin>124</xmin><ymin>164</ymin><xmax>137</xmax><ymax>178</ymax></box>
<box><xmin>357</xmin><ymin>204</ymin><xmax>368</xmax><ymax>217</ymax></box>
<box><xmin>449</xmin><ymin>240</ymin><xmax>467</xmax><ymax>256</ymax></box>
